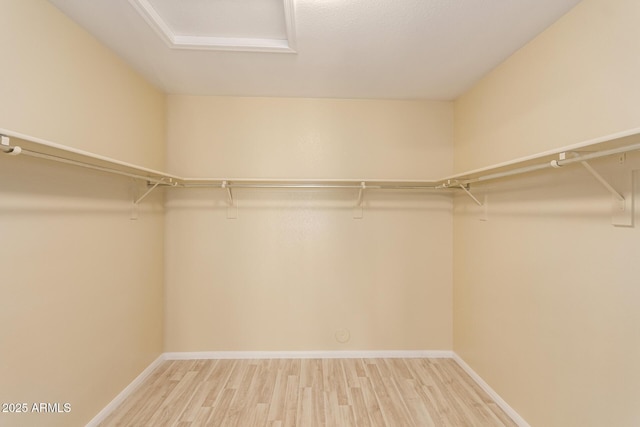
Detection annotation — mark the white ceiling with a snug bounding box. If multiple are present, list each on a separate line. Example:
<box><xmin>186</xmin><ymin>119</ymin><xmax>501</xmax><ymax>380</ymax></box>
<box><xmin>48</xmin><ymin>0</ymin><xmax>582</xmax><ymax>100</ymax></box>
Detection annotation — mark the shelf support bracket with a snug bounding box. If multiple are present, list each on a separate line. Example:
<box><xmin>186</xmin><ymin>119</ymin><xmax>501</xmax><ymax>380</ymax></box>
<box><xmin>222</xmin><ymin>181</ymin><xmax>237</xmax><ymax>219</ymax></box>
<box><xmin>131</xmin><ymin>177</ymin><xmax>172</xmax><ymax>220</ymax></box>
<box><xmin>353</xmin><ymin>181</ymin><xmax>366</xmax><ymax>219</ymax></box>
<box><xmin>134</xmin><ymin>179</ymin><xmax>166</xmax><ymax>205</ymax></box>
<box><xmin>552</xmin><ymin>153</ymin><xmax>633</xmax><ymax>227</ymax></box>
<box><xmin>459</xmin><ymin>184</ymin><xmax>483</xmax><ymax>206</ymax></box>
<box><xmin>357</xmin><ymin>182</ymin><xmax>366</xmax><ymax>206</ymax></box>
<box><xmin>222</xmin><ymin>181</ymin><xmax>234</xmax><ymax>206</ymax></box>
<box><xmin>574</xmin><ymin>154</ymin><xmax>632</xmax><ymax>227</ymax></box>
<box><xmin>555</xmin><ymin>151</ymin><xmax>632</xmax><ymax>227</ymax></box>
<box><xmin>579</xmin><ymin>160</ymin><xmax>625</xmax><ymax>202</ymax></box>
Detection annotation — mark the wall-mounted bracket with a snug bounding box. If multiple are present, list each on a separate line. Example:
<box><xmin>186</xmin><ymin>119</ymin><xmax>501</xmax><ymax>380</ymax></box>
<box><xmin>134</xmin><ymin>178</ymin><xmax>169</xmax><ymax>205</ymax></box>
<box><xmin>579</xmin><ymin>160</ymin><xmax>625</xmax><ymax>203</ymax></box>
<box><xmin>458</xmin><ymin>183</ymin><xmax>483</xmax><ymax>207</ymax></box>
<box><xmin>131</xmin><ymin>177</ymin><xmax>174</xmax><ymax>220</ymax></box>
<box><xmin>353</xmin><ymin>181</ymin><xmax>366</xmax><ymax>219</ymax></box>
<box><xmin>609</xmin><ymin>168</ymin><xmax>634</xmax><ymax>227</ymax></box>
<box><xmin>221</xmin><ymin>181</ymin><xmax>237</xmax><ymax>219</ymax></box>
<box><xmin>356</xmin><ymin>181</ymin><xmax>366</xmax><ymax>206</ymax></box>
<box><xmin>452</xmin><ymin>181</ymin><xmax>487</xmax><ymax>221</ymax></box>
<box><xmin>557</xmin><ymin>151</ymin><xmax>626</xmax><ymax>202</ymax></box>
<box><xmin>555</xmin><ymin>152</ymin><xmax>632</xmax><ymax>226</ymax></box>
<box><xmin>221</xmin><ymin>181</ymin><xmax>234</xmax><ymax>206</ymax></box>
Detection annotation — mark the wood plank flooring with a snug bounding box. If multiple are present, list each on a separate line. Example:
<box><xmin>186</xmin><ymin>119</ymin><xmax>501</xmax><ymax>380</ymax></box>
<box><xmin>99</xmin><ymin>358</ymin><xmax>517</xmax><ymax>426</ymax></box>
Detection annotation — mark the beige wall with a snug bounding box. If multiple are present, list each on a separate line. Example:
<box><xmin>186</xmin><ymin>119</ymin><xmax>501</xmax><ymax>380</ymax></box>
<box><xmin>0</xmin><ymin>1</ymin><xmax>165</xmax><ymax>426</ymax></box>
<box><xmin>167</xmin><ymin>96</ymin><xmax>452</xmax><ymax>179</ymax></box>
<box><xmin>455</xmin><ymin>0</ymin><xmax>640</xmax><ymax>173</ymax></box>
<box><xmin>7</xmin><ymin>0</ymin><xmax>638</xmax><ymax>425</ymax></box>
<box><xmin>0</xmin><ymin>1</ymin><xmax>165</xmax><ymax>168</ymax></box>
<box><xmin>165</xmin><ymin>96</ymin><xmax>453</xmax><ymax>352</ymax></box>
<box><xmin>453</xmin><ymin>0</ymin><xmax>640</xmax><ymax>425</ymax></box>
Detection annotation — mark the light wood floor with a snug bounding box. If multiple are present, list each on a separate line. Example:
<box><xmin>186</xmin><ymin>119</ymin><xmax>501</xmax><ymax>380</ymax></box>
<box><xmin>99</xmin><ymin>358</ymin><xmax>517</xmax><ymax>426</ymax></box>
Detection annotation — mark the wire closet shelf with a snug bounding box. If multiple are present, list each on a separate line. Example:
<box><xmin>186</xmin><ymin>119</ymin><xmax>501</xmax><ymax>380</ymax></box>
<box><xmin>2</xmin><ymin>127</ymin><xmax>640</xmax><ymax>195</ymax></box>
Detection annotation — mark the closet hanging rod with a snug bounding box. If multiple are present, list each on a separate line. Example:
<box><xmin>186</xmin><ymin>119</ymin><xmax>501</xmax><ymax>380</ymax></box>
<box><xmin>178</xmin><ymin>182</ymin><xmax>440</xmax><ymax>190</ymax></box>
<box><xmin>17</xmin><ymin>148</ymin><xmax>175</xmax><ymax>185</ymax></box>
<box><xmin>0</xmin><ymin>129</ymin><xmax>180</xmax><ymax>185</ymax></box>
<box><xmin>441</xmin><ymin>127</ymin><xmax>640</xmax><ymax>184</ymax></box>
<box><xmin>3</xmin><ymin>126</ymin><xmax>640</xmax><ymax>191</ymax></box>
<box><xmin>444</xmin><ymin>139</ymin><xmax>640</xmax><ymax>187</ymax></box>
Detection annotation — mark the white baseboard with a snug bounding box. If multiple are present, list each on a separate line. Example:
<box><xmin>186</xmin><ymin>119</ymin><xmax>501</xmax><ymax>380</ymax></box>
<box><xmin>452</xmin><ymin>352</ymin><xmax>530</xmax><ymax>427</ymax></box>
<box><xmin>163</xmin><ymin>350</ymin><xmax>453</xmax><ymax>360</ymax></box>
<box><xmin>85</xmin><ymin>354</ymin><xmax>166</xmax><ymax>427</ymax></box>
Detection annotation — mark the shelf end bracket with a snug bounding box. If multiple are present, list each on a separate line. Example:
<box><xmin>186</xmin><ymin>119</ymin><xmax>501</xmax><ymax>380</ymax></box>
<box><xmin>580</xmin><ymin>160</ymin><xmax>625</xmax><ymax>203</ymax></box>
<box><xmin>578</xmin><ymin>155</ymin><xmax>632</xmax><ymax>227</ymax></box>
<box><xmin>459</xmin><ymin>183</ymin><xmax>483</xmax><ymax>206</ymax></box>
<box><xmin>222</xmin><ymin>181</ymin><xmax>237</xmax><ymax>219</ymax></box>
<box><xmin>1</xmin><ymin>135</ymin><xmax>22</xmax><ymax>156</ymax></box>
<box><xmin>134</xmin><ymin>178</ymin><xmax>168</xmax><ymax>205</ymax></box>
<box><xmin>354</xmin><ymin>181</ymin><xmax>366</xmax><ymax>219</ymax></box>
